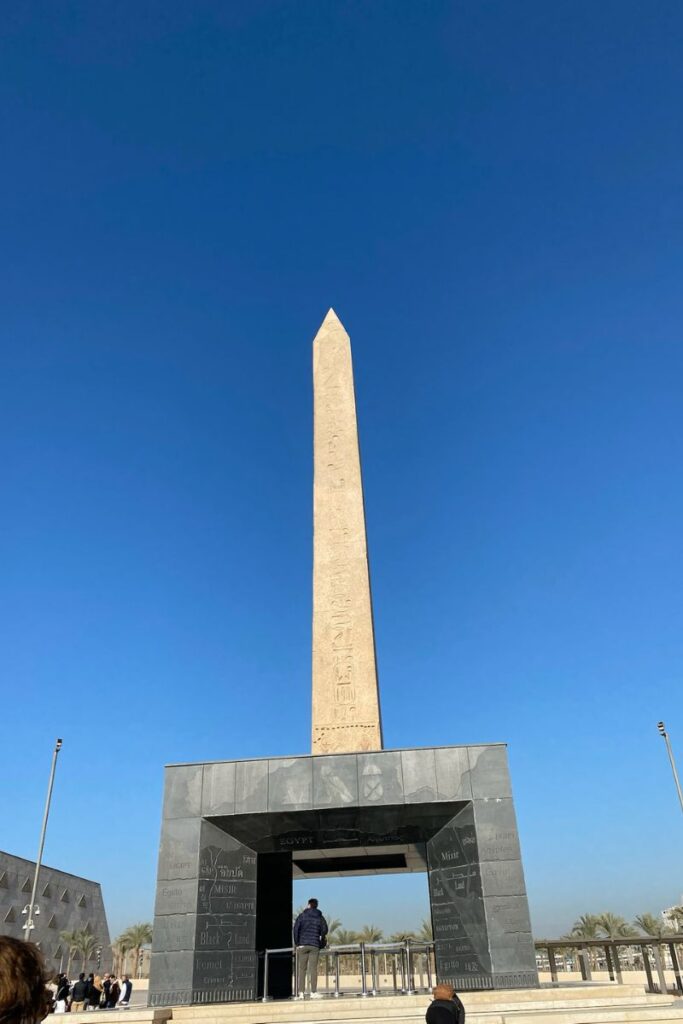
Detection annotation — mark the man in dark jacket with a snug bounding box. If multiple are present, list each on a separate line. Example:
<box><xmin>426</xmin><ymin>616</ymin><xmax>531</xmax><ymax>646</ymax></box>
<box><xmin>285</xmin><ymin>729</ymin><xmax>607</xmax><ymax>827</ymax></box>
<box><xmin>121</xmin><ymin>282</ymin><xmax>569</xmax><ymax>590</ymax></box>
<box><xmin>425</xmin><ymin>983</ymin><xmax>465</xmax><ymax>1024</ymax></box>
<box><xmin>106</xmin><ymin>976</ymin><xmax>120</xmax><ymax>1009</ymax></box>
<box><xmin>293</xmin><ymin>898</ymin><xmax>328</xmax><ymax>999</ymax></box>
<box><xmin>55</xmin><ymin>974</ymin><xmax>71</xmax><ymax>1011</ymax></box>
<box><xmin>70</xmin><ymin>973</ymin><xmax>89</xmax><ymax>1012</ymax></box>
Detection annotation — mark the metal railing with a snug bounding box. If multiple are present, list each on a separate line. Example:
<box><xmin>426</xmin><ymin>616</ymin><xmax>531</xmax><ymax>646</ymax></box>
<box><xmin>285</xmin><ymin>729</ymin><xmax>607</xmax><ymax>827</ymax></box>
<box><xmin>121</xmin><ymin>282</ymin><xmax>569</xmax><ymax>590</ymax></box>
<box><xmin>535</xmin><ymin>937</ymin><xmax>683</xmax><ymax>996</ymax></box>
<box><xmin>261</xmin><ymin>939</ymin><xmax>435</xmax><ymax>1002</ymax></box>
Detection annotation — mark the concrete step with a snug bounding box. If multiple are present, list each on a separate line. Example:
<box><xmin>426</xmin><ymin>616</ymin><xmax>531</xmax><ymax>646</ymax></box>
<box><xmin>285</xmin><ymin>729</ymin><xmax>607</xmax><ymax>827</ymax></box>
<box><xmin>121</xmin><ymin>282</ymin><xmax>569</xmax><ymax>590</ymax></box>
<box><xmin>171</xmin><ymin>1011</ymin><xmax>683</xmax><ymax>1024</ymax></box>
<box><xmin>173</xmin><ymin>990</ymin><xmax>662</xmax><ymax>1013</ymax></box>
<box><xmin>68</xmin><ymin>1011</ymin><xmax>171</xmax><ymax>1024</ymax></box>
<box><xmin>475</xmin><ymin>1007</ymin><xmax>683</xmax><ymax>1024</ymax></box>
<box><xmin>169</xmin><ymin>986</ymin><xmax>683</xmax><ymax>1024</ymax></box>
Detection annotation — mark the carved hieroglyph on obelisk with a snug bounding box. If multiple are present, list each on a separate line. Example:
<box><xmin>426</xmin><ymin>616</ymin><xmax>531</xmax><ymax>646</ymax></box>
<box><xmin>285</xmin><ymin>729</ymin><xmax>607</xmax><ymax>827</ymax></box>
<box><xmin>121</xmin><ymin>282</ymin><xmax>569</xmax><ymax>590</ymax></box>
<box><xmin>312</xmin><ymin>309</ymin><xmax>383</xmax><ymax>754</ymax></box>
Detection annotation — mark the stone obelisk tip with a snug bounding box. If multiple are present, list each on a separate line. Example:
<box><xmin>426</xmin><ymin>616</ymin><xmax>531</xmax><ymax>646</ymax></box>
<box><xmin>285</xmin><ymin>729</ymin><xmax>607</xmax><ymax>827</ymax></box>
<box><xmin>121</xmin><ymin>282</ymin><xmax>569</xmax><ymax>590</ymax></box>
<box><xmin>314</xmin><ymin>307</ymin><xmax>346</xmax><ymax>338</ymax></box>
<box><xmin>311</xmin><ymin>312</ymin><xmax>383</xmax><ymax>755</ymax></box>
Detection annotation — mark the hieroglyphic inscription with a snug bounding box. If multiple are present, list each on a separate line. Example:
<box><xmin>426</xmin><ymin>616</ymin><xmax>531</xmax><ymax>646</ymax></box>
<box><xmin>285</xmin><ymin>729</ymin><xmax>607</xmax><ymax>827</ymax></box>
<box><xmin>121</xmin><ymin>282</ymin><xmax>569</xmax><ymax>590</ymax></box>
<box><xmin>312</xmin><ymin>310</ymin><xmax>382</xmax><ymax>753</ymax></box>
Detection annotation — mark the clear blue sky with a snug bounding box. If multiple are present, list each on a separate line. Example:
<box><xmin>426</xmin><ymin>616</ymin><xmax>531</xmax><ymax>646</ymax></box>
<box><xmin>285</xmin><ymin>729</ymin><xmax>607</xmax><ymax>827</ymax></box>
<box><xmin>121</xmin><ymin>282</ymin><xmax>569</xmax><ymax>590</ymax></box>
<box><xmin>1</xmin><ymin>1</ymin><xmax>682</xmax><ymax>940</ymax></box>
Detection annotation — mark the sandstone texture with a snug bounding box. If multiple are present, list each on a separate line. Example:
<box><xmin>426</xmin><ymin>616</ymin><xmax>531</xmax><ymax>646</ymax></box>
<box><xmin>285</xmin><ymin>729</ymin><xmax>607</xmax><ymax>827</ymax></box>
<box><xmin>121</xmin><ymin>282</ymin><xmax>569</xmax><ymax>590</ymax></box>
<box><xmin>312</xmin><ymin>309</ymin><xmax>383</xmax><ymax>754</ymax></box>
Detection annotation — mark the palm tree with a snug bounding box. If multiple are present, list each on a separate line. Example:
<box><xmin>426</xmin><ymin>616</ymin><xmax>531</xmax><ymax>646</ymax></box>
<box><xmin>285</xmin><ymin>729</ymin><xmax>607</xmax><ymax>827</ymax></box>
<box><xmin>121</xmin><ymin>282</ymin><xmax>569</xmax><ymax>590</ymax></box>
<box><xmin>356</xmin><ymin>924</ymin><xmax>384</xmax><ymax>943</ymax></box>
<box><xmin>328</xmin><ymin>929</ymin><xmax>358</xmax><ymax>977</ymax></box>
<box><xmin>634</xmin><ymin>913</ymin><xmax>668</xmax><ymax>939</ymax></box>
<box><xmin>594</xmin><ymin>913</ymin><xmax>638</xmax><ymax>974</ymax></box>
<box><xmin>74</xmin><ymin>928</ymin><xmax>100</xmax><ymax>971</ymax></box>
<box><xmin>120</xmin><ymin>923</ymin><xmax>153</xmax><ymax>979</ymax></box>
<box><xmin>417</xmin><ymin>919</ymin><xmax>433</xmax><ymax>942</ymax></box>
<box><xmin>567</xmin><ymin>913</ymin><xmax>601</xmax><ymax>969</ymax></box>
<box><xmin>596</xmin><ymin>912</ymin><xmax>637</xmax><ymax>939</ymax></box>
<box><xmin>569</xmin><ymin>913</ymin><xmax>601</xmax><ymax>939</ymax></box>
<box><xmin>390</xmin><ymin>930</ymin><xmax>416</xmax><ymax>943</ymax></box>
<box><xmin>634</xmin><ymin>911</ymin><xmax>669</xmax><ymax>972</ymax></box>
<box><xmin>326</xmin><ymin>918</ymin><xmax>343</xmax><ymax>941</ymax></box>
<box><xmin>111</xmin><ymin>934</ymin><xmax>131</xmax><ymax>977</ymax></box>
<box><xmin>59</xmin><ymin>930</ymin><xmax>79</xmax><ymax>978</ymax></box>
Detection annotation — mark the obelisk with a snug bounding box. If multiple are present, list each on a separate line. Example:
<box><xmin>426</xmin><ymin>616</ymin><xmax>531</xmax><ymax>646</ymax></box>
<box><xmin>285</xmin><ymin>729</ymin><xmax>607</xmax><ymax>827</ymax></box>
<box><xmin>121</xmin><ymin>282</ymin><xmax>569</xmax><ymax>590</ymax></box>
<box><xmin>312</xmin><ymin>309</ymin><xmax>383</xmax><ymax>754</ymax></box>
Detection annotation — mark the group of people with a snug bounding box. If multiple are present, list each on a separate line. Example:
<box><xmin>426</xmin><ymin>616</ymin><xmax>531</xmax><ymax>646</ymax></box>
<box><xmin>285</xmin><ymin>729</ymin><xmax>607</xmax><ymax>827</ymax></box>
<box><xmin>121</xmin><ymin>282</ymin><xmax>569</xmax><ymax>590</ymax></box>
<box><xmin>2</xmin><ymin>917</ymin><xmax>465</xmax><ymax>1024</ymax></box>
<box><xmin>52</xmin><ymin>970</ymin><xmax>133</xmax><ymax>1013</ymax></box>
<box><xmin>0</xmin><ymin>940</ymin><xmax>135</xmax><ymax>1024</ymax></box>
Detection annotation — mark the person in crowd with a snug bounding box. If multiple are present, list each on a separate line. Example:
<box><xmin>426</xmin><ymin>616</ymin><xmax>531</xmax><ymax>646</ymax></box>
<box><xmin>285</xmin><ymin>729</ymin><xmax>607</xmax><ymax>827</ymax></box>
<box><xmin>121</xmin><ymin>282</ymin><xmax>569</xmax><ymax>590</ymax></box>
<box><xmin>106</xmin><ymin>976</ymin><xmax>120</xmax><ymax>1010</ymax></box>
<box><xmin>55</xmin><ymin>974</ymin><xmax>71</xmax><ymax>1013</ymax></box>
<box><xmin>70</xmin><ymin>973</ymin><xmax>88</xmax><ymax>1012</ymax></box>
<box><xmin>293</xmin><ymin>897</ymin><xmax>328</xmax><ymax>999</ymax></box>
<box><xmin>88</xmin><ymin>976</ymin><xmax>103</xmax><ymax>1011</ymax></box>
<box><xmin>118</xmin><ymin>977</ymin><xmax>132</xmax><ymax>1008</ymax></box>
<box><xmin>45</xmin><ymin>976</ymin><xmax>57</xmax><ymax>1014</ymax></box>
<box><xmin>83</xmin><ymin>975</ymin><xmax>94</xmax><ymax>1007</ymax></box>
<box><xmin>101</xmin><ymin>975</ymin><xmax>111</xmax><ymax>1009</ymax></box>
<box><xmin>0</xmin><ymin>937</ymin><xmax>52</xmax><ymax>1024</ymax></box>
<box><xmin>425</xmin><ymin>982</ymin><xmax>466</xmax><ymax>1024</ymax></box>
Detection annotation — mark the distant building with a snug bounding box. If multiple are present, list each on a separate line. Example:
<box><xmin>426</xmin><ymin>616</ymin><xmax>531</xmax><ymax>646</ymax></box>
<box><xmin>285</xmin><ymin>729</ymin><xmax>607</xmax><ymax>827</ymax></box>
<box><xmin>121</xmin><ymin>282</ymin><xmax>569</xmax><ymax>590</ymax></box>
<box><xmin>663</xmin><ymin>902</ymin><xmax>683</xmax><ymax>933</ymax></box>
<box><xmin>0</xmin><ymin>850</ymin><xmax>111</xmax><ymax>974</ymax></box>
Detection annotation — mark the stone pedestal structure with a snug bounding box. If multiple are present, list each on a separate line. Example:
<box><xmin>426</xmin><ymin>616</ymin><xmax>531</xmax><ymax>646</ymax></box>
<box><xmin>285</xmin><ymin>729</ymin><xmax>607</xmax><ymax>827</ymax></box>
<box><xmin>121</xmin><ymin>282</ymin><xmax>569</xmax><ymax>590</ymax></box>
<box><xmin>149</xmin><ymin>745</ymin><xmax>537</xmax><ymax>1005</ymax></box>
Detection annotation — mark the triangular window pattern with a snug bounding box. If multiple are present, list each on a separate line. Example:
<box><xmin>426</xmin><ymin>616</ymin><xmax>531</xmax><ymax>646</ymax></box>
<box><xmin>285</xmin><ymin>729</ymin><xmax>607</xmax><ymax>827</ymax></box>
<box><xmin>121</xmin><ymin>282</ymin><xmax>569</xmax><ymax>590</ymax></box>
<box><xmin>4</xmin><ymin>907</ymin><xmax>16</xmax><ymax>923</ymax></box>
<box><xmin>83</xmin><ymin>921</ymin><xmax>92</xmax><ymax>933</ymax></box>
<box><xmin>48</xmin><ymin>914</ymin><xmax>57</xmax><ymax>929</ymax></box>
<box><xmin>0</xmin><ymin>871</ymin><xmax>8</xmax><ymax>889</ymax></box>
<box><xmin>60</xmin><ymin>888</ymin><xmax>70</xmax><ymax>903</ymax></box>
<box><xmin>53</xmin><ymin>945</ymin><xmax>63</xmax><ymax>958</ymax></box>
<box><xmin>77</xmin><ymin>894</ymin><xmax>87</xmax><ymax>908</ymax></box>
<box><xmin>42</xmin><ymin>882</ymin><xmax>52</xmax><ymax>898</ymax></box>
<box><xmin>21</xmin><ymin>877</ymin><xmax>32</xmax><ymax>893</ymax></box>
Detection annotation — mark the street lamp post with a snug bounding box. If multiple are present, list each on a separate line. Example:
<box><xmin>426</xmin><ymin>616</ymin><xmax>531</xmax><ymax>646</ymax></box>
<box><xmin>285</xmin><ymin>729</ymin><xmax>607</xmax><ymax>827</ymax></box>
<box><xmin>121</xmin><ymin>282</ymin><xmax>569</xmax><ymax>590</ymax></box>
<box><xmin>23</xmin><ymin>738</ymin><xmax>63</xmax><ymax>942</ymax></box>
<box><xmin>657</xmin><ymin>722</ymin><xmax>683</xmax><ymax>814</ymax></box>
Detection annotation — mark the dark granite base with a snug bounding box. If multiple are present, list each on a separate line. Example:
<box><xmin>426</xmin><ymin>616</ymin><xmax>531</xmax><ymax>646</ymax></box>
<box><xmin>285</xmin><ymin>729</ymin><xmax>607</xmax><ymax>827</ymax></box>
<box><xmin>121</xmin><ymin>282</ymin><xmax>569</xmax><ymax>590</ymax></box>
<box><xmin>149</xmin><ymin>744</ymin><xmax>538</xmax><ymax>1005</ymax></box>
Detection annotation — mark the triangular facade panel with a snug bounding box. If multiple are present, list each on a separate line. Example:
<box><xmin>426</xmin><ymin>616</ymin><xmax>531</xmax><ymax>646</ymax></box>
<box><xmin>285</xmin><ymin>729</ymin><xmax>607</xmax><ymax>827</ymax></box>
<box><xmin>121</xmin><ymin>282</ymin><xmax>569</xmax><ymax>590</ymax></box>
<box><xmin>60</xmin><ymin>888</ymin><xmax>70</xmax><ymax>902</ymax></box>
<box><xmin>0</xmin><ymin>871</ymin><xmax>8</xmax><ymax>889</ymax></box>
<box><xmin>48</xmin><ymin>914</ymin><xmax>57</xmax><ymax>929</ymax></box>
<box><xmin>4</xmin><ymin>907</ymin><xmax>16</xmax><ymax>923</ymax></box>
<box><xmin>77</xmin><ymin>894</ymin><xmax>87</xmax><ymax>908</ymax></box>
<box><xmin>21</xmin><ymin>877</ymin><xmax>32</xmax><ymax>893</ymax></box>
<box><xmin>42</xmin><ymin>882</ymin><xmax>52</xmax><ymax>898</ymax></box>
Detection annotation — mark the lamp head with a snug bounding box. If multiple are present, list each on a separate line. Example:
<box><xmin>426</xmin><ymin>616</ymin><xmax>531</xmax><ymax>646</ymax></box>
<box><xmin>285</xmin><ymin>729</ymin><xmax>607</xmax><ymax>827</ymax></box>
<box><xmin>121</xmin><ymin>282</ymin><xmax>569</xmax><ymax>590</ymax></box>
<box><xmin>658</xmin><ymin>721</ymin><xmax>666</xmax><ymax>736</ymax></box>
